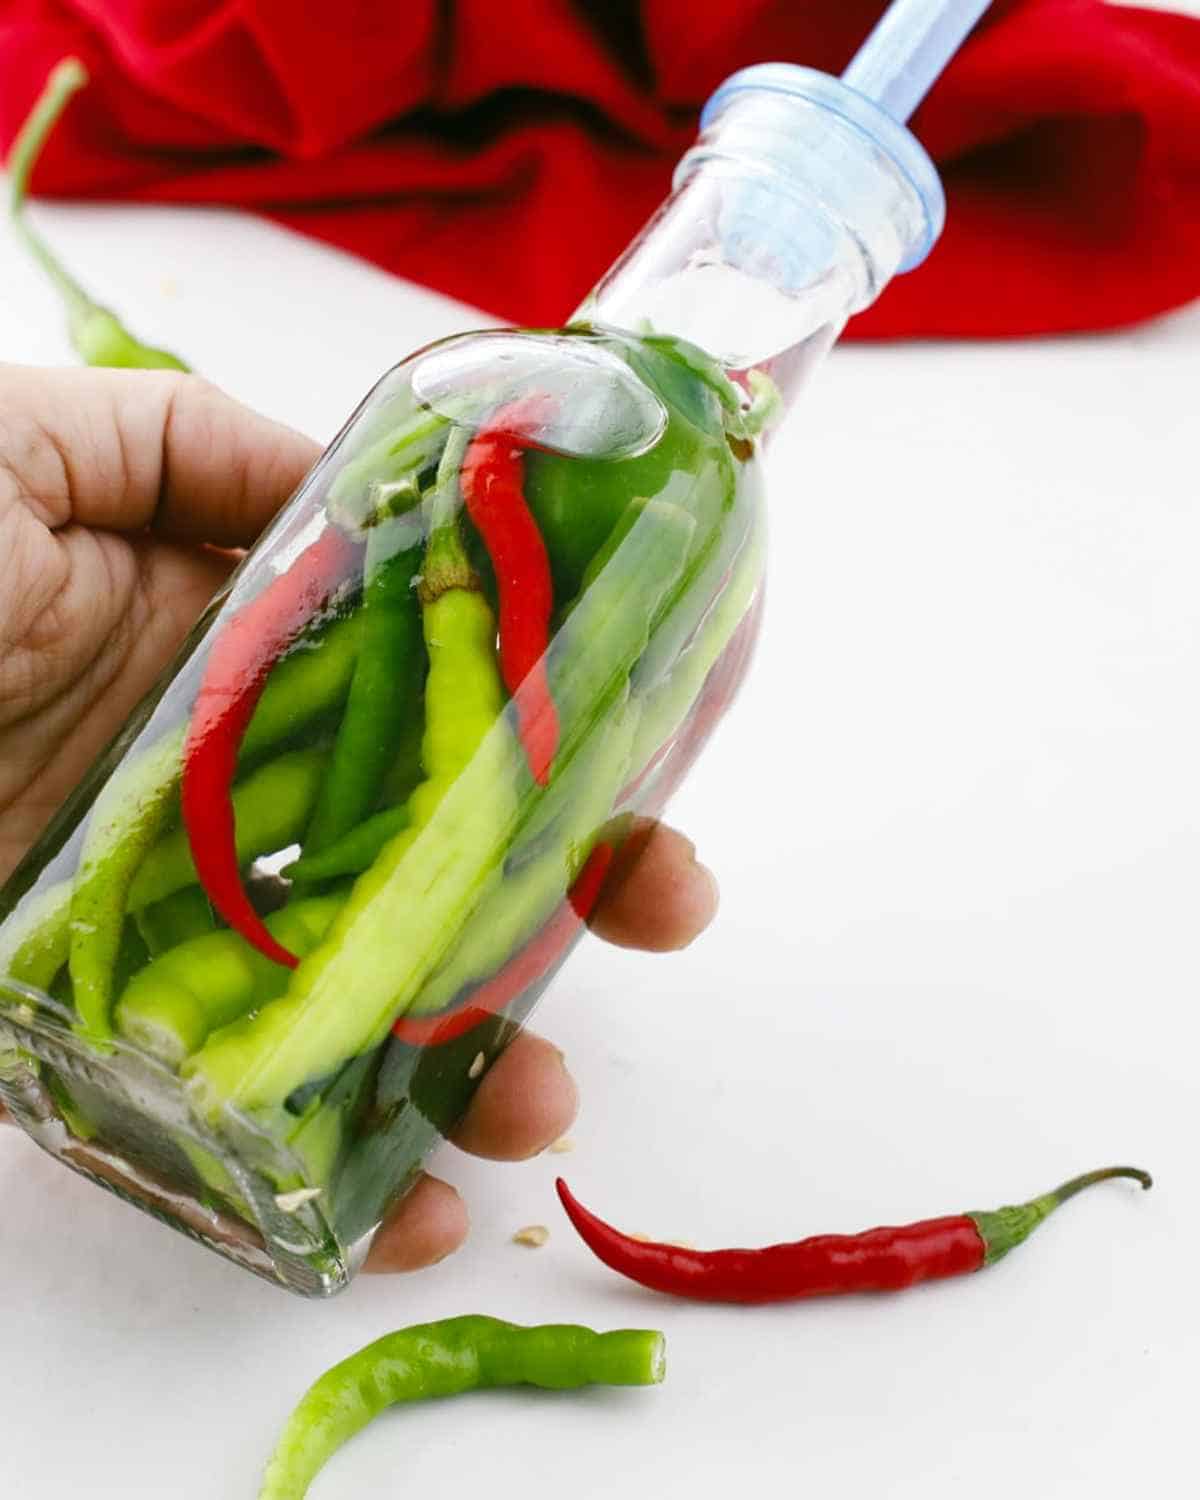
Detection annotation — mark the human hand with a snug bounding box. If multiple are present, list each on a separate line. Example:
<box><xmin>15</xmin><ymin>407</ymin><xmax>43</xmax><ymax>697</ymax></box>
<box><xmin>0</xmin><ymin>365</ymin><xmax>719</xmax><ymax>1270</ymax></box>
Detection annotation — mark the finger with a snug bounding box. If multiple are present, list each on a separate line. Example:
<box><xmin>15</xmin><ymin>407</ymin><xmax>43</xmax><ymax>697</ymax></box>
<box><xmin>590</xmin><ymin>820</ymin><xmax>719</xmax><ymax>952</ymax></box>
<box><xmin>0</xmin><ymin>365</ymin><xmax>319</xmax><ymax>548</ymax></box>
<box><xmin>450</xmin><ymin>1032</ymin><xmax>578</xmax><ymax>1162</ymax></box>
<box><xmin>362</xmin><ymin>1172</ymin><xmax>469</xmax><ymax>1274</ymax></box>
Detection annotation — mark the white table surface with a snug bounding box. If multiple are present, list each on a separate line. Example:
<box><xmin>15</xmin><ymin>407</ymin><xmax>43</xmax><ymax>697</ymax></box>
<box><xmin>0</xmin><ymin>198</ymin><xmax>1196</xmax><ymax>1499</ymax></box>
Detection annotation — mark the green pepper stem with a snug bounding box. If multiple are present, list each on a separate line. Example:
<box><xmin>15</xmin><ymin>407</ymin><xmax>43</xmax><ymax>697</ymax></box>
<box><xmin>970</xmin><ymin>1165</ymin><xmax>1152</xmax><ymax>1267</ymax></box>
<box><xmin>362</xmin><ymin>410</ymin><xmax>449</xmax><ymax>528</ymax></box>
<box><xmin>419</xmin><ymin>425</ymin><xmax>476</xmax><ymax>601</ymax></box>
<box><xmin>741</xmin><ymin>368</ymin><xmax>782</xmax><ymax>437</ymax></box>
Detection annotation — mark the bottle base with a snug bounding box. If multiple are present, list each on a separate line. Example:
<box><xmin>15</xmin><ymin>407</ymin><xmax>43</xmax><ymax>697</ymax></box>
<box><xmin>0</xmin><ymin>983</ymin><xmax>354</xmax><ymax>1298</ymax></box>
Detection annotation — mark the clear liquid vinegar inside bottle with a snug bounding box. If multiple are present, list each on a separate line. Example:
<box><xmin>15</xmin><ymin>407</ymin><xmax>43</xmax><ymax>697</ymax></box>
<box><xmin>0</xmin><ymin>61</ymin><xmax>946</xmax><ymax>1295</ymax></box>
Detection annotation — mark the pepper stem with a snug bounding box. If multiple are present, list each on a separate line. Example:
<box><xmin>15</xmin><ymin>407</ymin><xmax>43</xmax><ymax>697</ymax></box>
<box><xmin>418</xmin><ymin>425</ymin><xmax>476</xmax><ymax>602</ymax></box>
<box><xmin>969</xmin><ymin>1165</ymin><xmax>1152</xmax><ymax>1267</ymax></box>
<box><xmin>8</xmin><ymin>59</ymin><xmax>92</xmax><ymax>316</ymax></box>
<box><xmin>8</xmin><ymin>56</ymin><xmax>190</xmax><ymax>370</ymax></box>
<box><xmin>740</xmin><ymin>368</ymin><xmax>783</xmax><ymax>437</ymax></box>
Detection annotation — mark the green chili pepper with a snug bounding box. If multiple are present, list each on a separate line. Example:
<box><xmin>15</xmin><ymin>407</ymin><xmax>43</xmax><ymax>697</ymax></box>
<box><xmin>278</xmin><ymin>1099</ymin><xmax>347</xmax><ymax>1198</ymax></box>
<box><xmin>627</xmin><ymin>444</ymin><xmax>743</xmax><ymax>693</ymax></box>
<box><xmin>45</xmin><ymin>1069</ymin><xmax>98</xmax><ymax>1141</ymax></box>
<box><xmin>628</xmin><ymin>504</ymin><xmax>766</xmax><ymax>773</ymax></box>
<box><xmin>376</xmin><ymin>707</ymin><xmax>425</xmax><ymax>805</ymax></box>
<box><xmin>128</xmin><ymin>749</ymin><xmax>328</xmax><ymax>913</ymax></box>
<box><xmin>115</xmin><ymin>894</ymin><xmax>343</xmax><ymax>1067</ymax></box>
<box><xmin>0</xmin><ymin>877</ymin><xmax>72</xmax><ymax>991</ymax></box>
<box><xmin>239</xmin><ymin>612</ymin><xmax>362</xmax><ymax>762</ymax></box>
<box><xmin>637</xmin><ymin>330</ymin><xmax>744</xmax><ymax>425</ymax></box>
<box><xmin>525</xmin><ymin>381</ymin><xmax>720</xmax><ymax>599</ymax></box>
<box><xmin>8</xmin><ymin>60</ymin><xmax>189</xmax><ymax>371</ymax></box>
<box><xmin>183</xmin><ymin>435</ymin><xmax>512</xmax><ymax>1113</ymax></box>
<box><xmin>133</xmin><ymin>886</ymin><xmax>216</xmax><ymax>957</ymax></box>
<box><xmin>410</xmin><ymin>701</ymin><xmax>638</xmax><ymax>1016</ymax></box>
<box><xmin>180</xmin><ymin>1137</ymin><xmax>255</xmax><ymax>1222</ymax></box>
<box><xmin>325</xmin><ymin>407</ymin><xmax>448</xmax><ymax>532</ymax></box>
<box><xmin>281</xmin><ymin>804</ymin><xmax>410</xmax><ymax>884</ymax></box>
<box><xmin>527</xmin><ymin>335</ymin><xmax>743</xmax><ymax>702</ymax></box>
<box><xmin>265</xmin><ymin>1048</ymin><xmax>384</xmax><ymax>1208</ymax></box>
<box><xmin>185</xmin><ymin>590</ymin><xmax>511</xmax><ymax>1112</ymax></box>
<box><xmin>570</xmin><ymin>496</ymin><xmax>649</xmax><ymax>606</ymax></box>
<box><xmin>184</xmin><ymin>498</ymin><xmax>693</xmax><ymax>1117</ymax></box>
<box><xmin>68</xmin><ymin>727</ymin><xmax>186</xmax><ymax>1040</ymax></box>
<box><xmin>300</xmin><ymin>525</ymin><xmax>424</xmax><ymax>862</ymax></box>
<box><xmin>258</xmin><ymin>1316</ymin><xmax>666</xmax><ymax>1500</ymax></box>
<box><xmin>42</xmin><ymin>615</ymin><xmax>356</xmax><ymax>1032</ymax></box>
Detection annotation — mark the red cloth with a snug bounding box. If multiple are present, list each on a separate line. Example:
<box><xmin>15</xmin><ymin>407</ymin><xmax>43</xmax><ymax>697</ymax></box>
<box><xmin>1</xmin><ymin>0</ymin><xmax>1198</xmax><ymax>337</ymax></box>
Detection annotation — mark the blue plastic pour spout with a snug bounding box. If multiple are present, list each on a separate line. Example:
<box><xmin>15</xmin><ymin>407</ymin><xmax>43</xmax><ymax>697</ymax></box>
<box><xmin>841</xmin><ymin>0</ymin><xmax>994</xmax><ymax>126</ymax></box>
<box><xmin>696</xmin><ymin>0</ymin><xmax>993</xmax><ymax>275</ymax></box>
<box><xmin>580</xmin><ymin>0</ymin><xmax>994</xmax><ymax>362</ymax></box>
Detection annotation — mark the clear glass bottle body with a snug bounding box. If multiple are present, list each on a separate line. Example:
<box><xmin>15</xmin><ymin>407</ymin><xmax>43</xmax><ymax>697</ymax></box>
<box><xmin>0</xmin><ymin>70</ymin><xmax>939</xmax><ymax>1295</ymax></box>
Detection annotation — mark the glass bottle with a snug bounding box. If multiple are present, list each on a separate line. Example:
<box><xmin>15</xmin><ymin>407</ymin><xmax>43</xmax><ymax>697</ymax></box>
<box><xmin>0</xmin><ymin>65</ymin><xmax>943</xmax><ymax>1295</ymax></box>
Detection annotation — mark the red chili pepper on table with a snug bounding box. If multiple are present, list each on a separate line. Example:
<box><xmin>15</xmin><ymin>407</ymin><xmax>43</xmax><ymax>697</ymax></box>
<box><xmin>182</xmin><ymin>527</ymin><xmax>360</xmax><ymax>967</ymax></box>
<box><xmin>391</xmin><ymin>841</ymin><xmax>614</xmax><ymax>1046</ymax></box>
<box><xmin>556</xmin><ymin>1166</ymin><xmax>1151</xmax><ymax>1304</ymax></box>
<box><xmin>460</xmin><ymin>397</ymin><xmax>559</xmax><ymax>786</ymax></box>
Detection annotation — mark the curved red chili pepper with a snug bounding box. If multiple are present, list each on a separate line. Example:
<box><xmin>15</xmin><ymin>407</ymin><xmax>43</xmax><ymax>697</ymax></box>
<box><xmin>460</xmin><ymin>397</ymin><xmax>559</xmax><ymax>785</ymax></box>
<box><xmin>556</xmin><ymin>1166</ymin><xmax>1151</xmax><ymax>1304</ymax></box>
<box><xmin>182</xmin><ymin>526</ymin><xmax>360</xmax><ymax>967</ymax></box>
<box><xmin>391</xmin><ymin>841</ymin><xmax>614</xmax><ymax>1046</ymax></box>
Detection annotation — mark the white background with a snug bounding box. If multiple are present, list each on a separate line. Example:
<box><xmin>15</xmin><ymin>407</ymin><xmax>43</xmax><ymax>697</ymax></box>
<box><xmin>0</xmin><ymin>188</ymin><xmax>1196</xmax><ymax>1499</ymax></box>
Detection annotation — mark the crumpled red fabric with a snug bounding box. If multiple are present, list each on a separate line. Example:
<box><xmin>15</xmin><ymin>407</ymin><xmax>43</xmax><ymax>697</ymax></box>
<box><xmin>1</xmin><ymin>0</ymin><xmax>1197</xmax><ymax>337</ymax></box>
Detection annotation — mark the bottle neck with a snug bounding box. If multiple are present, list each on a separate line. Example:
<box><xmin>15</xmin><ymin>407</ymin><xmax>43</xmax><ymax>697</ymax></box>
<box><xmin>578</xmin><ymin>67</ymin><xmax>942</xmax><ymax>400</ymax></box>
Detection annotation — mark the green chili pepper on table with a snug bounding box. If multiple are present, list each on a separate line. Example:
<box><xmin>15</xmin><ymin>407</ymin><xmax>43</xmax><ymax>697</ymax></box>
<box><xmin>7</xmin><ymin>59</ymin><xmax>189</xmax><ymax>370</ymax></box>
<box><xmin>258</xmin><ymin>1316</ymin><xmax>666</xmax><ymax>1500</ymax></box>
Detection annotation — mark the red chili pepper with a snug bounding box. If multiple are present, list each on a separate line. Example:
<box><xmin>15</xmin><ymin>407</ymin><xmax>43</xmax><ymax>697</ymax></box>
<box><xmin>182</xmin><ymin>526</ymin><xmax>359</xmax><ymax>967</ymax></box>
<box><xmin>460</xmin><ymin>398</ymin><xmax>559</xmax><ymax>785</ymax></box>
<box><xmin>556</xmin><ymin>1166</ymin><xmax>1151</xmax><ymax>1304</ymax></box>
<box><xmin>391</xmin><ymin>841</ymin><xmax>614</xmax><ymax>1046</ymax></box>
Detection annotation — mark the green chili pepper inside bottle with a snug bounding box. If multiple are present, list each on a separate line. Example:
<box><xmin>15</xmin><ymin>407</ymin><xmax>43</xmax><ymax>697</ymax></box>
<box><xmin>0</xmin><ymin>59</ymin><xmax>947</xmax><ymax>1295</ymax></box>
